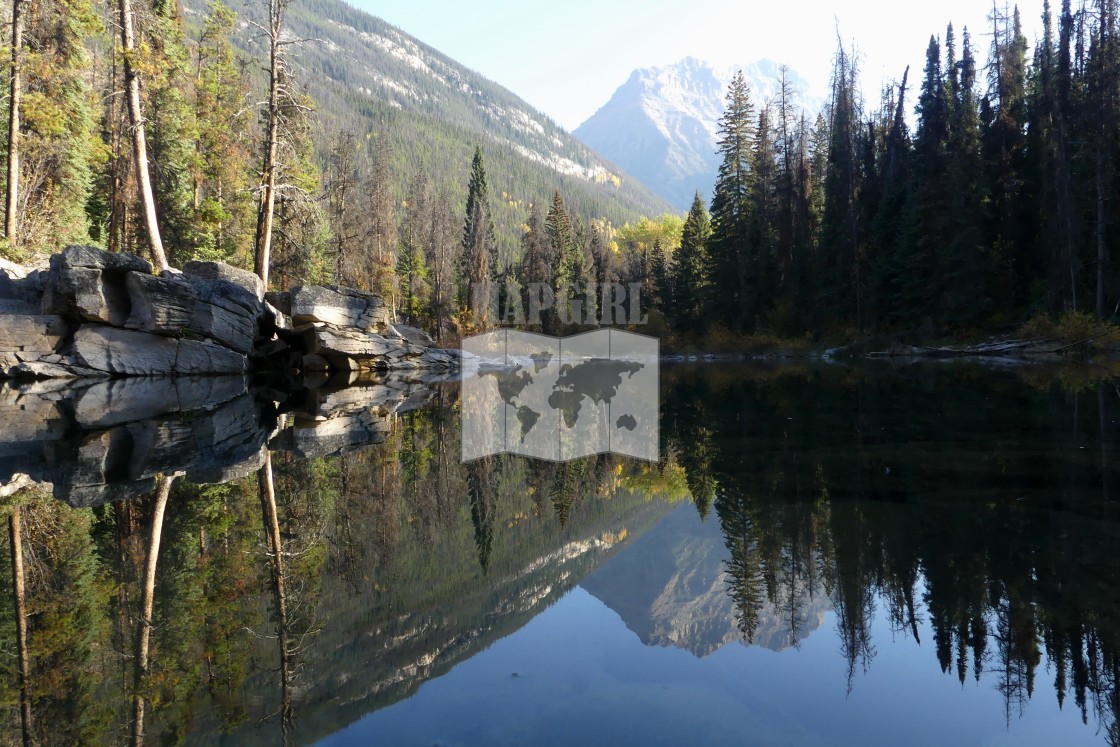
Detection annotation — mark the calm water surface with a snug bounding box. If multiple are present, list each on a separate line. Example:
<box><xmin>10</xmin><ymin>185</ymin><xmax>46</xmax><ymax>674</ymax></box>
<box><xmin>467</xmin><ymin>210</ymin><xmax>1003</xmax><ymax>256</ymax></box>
<box><xmin>2</xmin><ymin>361</ymin><xmax>1119</xmax><ymax>746</ymax></box>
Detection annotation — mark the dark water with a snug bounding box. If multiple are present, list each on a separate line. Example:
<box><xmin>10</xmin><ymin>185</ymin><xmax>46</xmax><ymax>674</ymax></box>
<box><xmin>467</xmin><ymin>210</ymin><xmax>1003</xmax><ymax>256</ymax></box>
<box><xmin>1</xmin><ymin>361</ymin><xmax>1120</xmax><ymax>746</ymax></box>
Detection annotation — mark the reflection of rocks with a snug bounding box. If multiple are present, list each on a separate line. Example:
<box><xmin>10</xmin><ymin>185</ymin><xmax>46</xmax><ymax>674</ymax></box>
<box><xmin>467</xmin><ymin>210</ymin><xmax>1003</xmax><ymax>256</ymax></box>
<box><xmin>582</xmin><ymin>504</ymin><xmax>832</xmax><ymax>656</ymax></box>
<box><xmin>0</xmin><ymin>373</ymin><xmax>449</xmax><ymax>505</ymax></box>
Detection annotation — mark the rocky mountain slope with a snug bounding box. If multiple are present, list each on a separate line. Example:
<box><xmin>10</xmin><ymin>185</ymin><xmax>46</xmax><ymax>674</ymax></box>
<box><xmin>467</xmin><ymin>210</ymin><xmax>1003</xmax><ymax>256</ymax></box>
<box><xmin>187</xmin><ymin>0</ymin><xmax>671</xmax><ymax>231</ymax></box>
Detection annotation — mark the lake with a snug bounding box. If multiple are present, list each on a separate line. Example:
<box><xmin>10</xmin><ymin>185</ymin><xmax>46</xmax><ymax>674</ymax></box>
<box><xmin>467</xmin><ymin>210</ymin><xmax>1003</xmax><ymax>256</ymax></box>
<box><xmin>1</xmin><ymin>360</ymin><xmax>1118</xmax><ymax>746</ymax></box>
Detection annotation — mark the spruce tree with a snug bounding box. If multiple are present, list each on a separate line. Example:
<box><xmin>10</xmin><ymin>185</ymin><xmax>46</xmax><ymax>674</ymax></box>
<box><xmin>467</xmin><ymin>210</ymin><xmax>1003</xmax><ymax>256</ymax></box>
<box><xmin>675</xmin><ymin>193</ymin><xmax>712</xmax><ymax>334</ymax></box>
<box><xmin>461</xmin><ymin>145</ymin><xmax>496</xmax><ymax>329</ymax></box>
<box><xmin>744</xmin><ymin>106</ymin><xmax>779</xmax><ymax>326</ymax></box>
<box><xmin>707</xmin><ymin>71</ymin><xmax>754</xmax><ymax>331</ymax></box>
<box><xmin>819</xmin><ymin>40</ymin><xmax>862</xmax><ymax>329</ymax></box>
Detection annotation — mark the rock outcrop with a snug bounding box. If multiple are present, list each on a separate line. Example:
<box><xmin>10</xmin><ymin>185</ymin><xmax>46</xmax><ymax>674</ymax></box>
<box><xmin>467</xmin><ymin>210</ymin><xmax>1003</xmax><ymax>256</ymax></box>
<box><xmin>0</xmin><ymin>246</ymin><xmax>458</xmax><ymax>379</ymax></box>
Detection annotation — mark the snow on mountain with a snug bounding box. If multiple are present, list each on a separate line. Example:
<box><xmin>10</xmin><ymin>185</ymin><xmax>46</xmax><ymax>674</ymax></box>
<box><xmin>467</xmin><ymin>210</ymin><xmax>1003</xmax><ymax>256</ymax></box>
<box><xmin>574</xmin><ymin>57</ymin><xmax>823</xmax><ymax>211</ymax></box>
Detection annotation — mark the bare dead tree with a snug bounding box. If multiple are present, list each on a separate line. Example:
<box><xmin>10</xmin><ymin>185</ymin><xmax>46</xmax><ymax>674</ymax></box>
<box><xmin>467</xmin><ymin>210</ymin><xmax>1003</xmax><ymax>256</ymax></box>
<box><xmin>5</xmin><ymin>0</ymin><xmax>24</xmax><ymax>246</ymax></box>
<box><xmin>132</xmin><ymin>476</ymin><xmax>175</xmax><ymax>747</ymax></box>
<box><xmin>119</xmin><ymin>0</ymin><xmax>169</xmax><ymax>271</ymax></box>
<box><xmin>9</xmin><ymin>505</ymin><xmax>32</xmax><ymax>747</ymax></box>
<box><xmin>253</xmin><ymin>0</ymin><xmax>291</xmax><ymax>289</ymax></box>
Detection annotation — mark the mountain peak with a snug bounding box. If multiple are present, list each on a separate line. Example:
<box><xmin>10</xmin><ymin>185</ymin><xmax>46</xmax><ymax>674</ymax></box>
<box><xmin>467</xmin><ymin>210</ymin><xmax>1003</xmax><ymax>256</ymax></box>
<box><xmin>574</xmin><ymin>58</ymin><xmax>821</xmax><ymax>211</ymax></box>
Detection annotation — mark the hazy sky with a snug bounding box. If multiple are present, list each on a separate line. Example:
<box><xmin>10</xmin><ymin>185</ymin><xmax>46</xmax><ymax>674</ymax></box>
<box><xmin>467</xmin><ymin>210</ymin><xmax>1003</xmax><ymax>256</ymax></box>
<box><xmin>349</xmin><ymin>0</ymin><xmax>1044</xmax><ymax>130</ymax></box>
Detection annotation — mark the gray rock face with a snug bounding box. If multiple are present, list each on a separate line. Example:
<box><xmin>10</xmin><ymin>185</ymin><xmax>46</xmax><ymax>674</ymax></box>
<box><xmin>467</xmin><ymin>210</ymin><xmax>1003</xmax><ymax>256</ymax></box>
<box><xmin>175</xmin><ymin>338</ymin><xmax>250</xmax><ymax>375</ymax></box>
<box><xmin>184</xmin><ymin>260</ymin><xmax>264</xmax><ymax>300</ymax></box>
<box><xmin>291</xmin><ymin>285</ymin><xmax>389</xmax><ymax>332</ymax></box>
<box><xmin>393</xmin><ymin>323</ymin><xmax>435</xmax><ymax>348</ymax></box>
<box><xmin>0</xmin><ymin>259</ymin><xmax>43</xmax><ymax>310</ymax></box>
<box><xmin>40</xmin><ymin>246</ymin><xmax>154</xmax><ymax>333</ymax></box>
<box><xmin>59</xmin><ymin>266</ymin><xmax>132</xmax><ymax>325</ymax></box>
<box><xmin>264</xmin><ymin>290</ymin><xmax>292</xmax><ymax>316</ymax></box>
<box><xmin>125</xmin><ymin>272</ymin><xmax>196</xmax><ymax>334</ymax></box>
<box><xmin>183</xmin><ymin>277</ymin><xmax>261</xmax><ymax>355</ymax></box>
<box><xmin>59</xmin><ymin>244</ymin><xmax>152</xmax><ymax>274</ymax></box>
<box><xmin>73</xmin><ymin>326</ymin><xmax>247</xmax><ymax>376</ymax></box>
<box><xmin>0</xmin><ymin>314</ymin><xmax>66</xmax><ymax>356</ymax></box>
<box><xmin>311</xmin><ymin>323</ymin><xmax>399</xmax><ymax>359</ymax></box>
<box><xmin>74</xmin><ymin>326</ymin><xmax>177</xmax><ymax>374</ymax></box>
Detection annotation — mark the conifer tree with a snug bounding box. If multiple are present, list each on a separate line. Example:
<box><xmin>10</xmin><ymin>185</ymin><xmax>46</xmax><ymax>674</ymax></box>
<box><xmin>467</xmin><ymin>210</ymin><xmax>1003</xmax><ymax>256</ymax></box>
<box><xmin>745</xmin><ymin>105</ymin><xmax>779</xmax><ymax>325</ymax></box>
<box><xmin>651</xmin><ymin>238</ymin><xmax>673</xmax><ymax>313</ymax></box>
<box><xmin>674</xmin><ymin>193</ymin><xmax>712</xmax><ymax>334</ymax></box>
<box><xmin>707</xmin><ymin>71</ymin><xmax>754</xmax><ymax>331</ymax></box>
<box><xmin>461</xmin><ymin>146</ymin><xmax>496</xmax><ymax>329</ymax></box>
<box><xmin>398</xmin><ymin>170</ymin><xmax>431</xmax><ymax>326</ymax></box>
<box><xmin>942</xmin><ymin>27</ymin><xmax>989</xmax><ymax>325</ymax></box>
<box><xmin>819</xmin><ymin>39</ymin><xmax>862</xmax><ymax>328</ymax></box>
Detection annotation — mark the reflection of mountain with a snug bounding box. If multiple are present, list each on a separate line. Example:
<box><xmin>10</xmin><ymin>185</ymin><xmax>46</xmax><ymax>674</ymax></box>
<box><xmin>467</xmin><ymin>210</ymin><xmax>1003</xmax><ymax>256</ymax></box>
<box><xmin>226</xmin><ymin>476</ymin><xmax>678</xmax><ymax>747</ymax></box>
<box><xmin>582</xmin><ymin>504</ymin><xmax>831</xmax><ymax>657</ymax></box>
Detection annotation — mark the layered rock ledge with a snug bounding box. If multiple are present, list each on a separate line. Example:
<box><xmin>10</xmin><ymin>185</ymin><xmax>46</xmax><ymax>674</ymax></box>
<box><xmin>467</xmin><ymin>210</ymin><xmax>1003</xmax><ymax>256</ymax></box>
<box><xmin>0</xmin><ymin>246</ymin><xmax>458</xmax><ymax>379</ymax></box>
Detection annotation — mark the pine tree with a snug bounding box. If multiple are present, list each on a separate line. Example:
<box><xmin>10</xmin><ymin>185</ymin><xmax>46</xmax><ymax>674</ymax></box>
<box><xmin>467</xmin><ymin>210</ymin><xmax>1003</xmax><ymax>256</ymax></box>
<box><xmin>5</xmin><ymin>0</ymin><xmax>100</xmax><ymax>255</ymax></box>
<box><xmin>651</xmin><ymin>238</ymin><xmax>673</xmax><ymax>313</ymax></box>
<box><xmin>867</xmin><ymin>68</ymin><xmax>912</xmax><ymax>327</ymax></box>
<box><xmin>983</xmin><ymin>4</ymin><xmax>1031</xmax><ymax>314</ymax></box>
<box><xmin>708</xmin><ymin>71</ymin><xmax>754</xmax><ymax>331</ymax></box>
<box><xmin>745</xmin><ymin>105</ymin><xmax>779</xmax><ymax>326</ymax></box>
<box><xmin>819</xmin><ymin>39</ymin><xmax>862</xmax><ymax>329</ymax></box>
<box><xmin>674</xmin><ymin>193</ymin><xmax>712</xmax><ymax>334</ymax></box>
<box><xmin>545</xmin><ymin>190</ymin><xmax>581</xmax><ymax>329</ymax></box>
<box><xmin>425</xmin><ymin>182</ymin><xmax>458</xmax><ymax>343</ymax></box>
<box><xmin>900</xmin><ymin>35</ymin><xmax>950</xmax><ymax>327</ymax></box>
<box><xmin>942</xmin><ymin>27</ymin><xmax>990</xmax><ymax>325</ymax></box>
<box><xmin>5</xmin><ymin>0</ymin><xmax>24</xmax><ymax>247</ymax></box>
<box><xmin>398</xmin><ymin>170</ymin><xmax>431</xmax><ymax>326</ymax></box>
<box><xmin>461</xmin><ymin>145</ymin><xmax>496</xmax><ymax>330</ymax></box>
<box><xmin>144</xmin><ymin>1</ymin><xmax>199</xmax><ymax>267</ymax></box>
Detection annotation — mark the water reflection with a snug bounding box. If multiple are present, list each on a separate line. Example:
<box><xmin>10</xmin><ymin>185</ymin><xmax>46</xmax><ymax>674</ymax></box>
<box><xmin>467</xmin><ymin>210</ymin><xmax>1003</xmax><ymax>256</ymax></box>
<box><xmin>0</xmin><ymin>361</ymin><xmax>1117</xmax><ymax>745</ymax></box>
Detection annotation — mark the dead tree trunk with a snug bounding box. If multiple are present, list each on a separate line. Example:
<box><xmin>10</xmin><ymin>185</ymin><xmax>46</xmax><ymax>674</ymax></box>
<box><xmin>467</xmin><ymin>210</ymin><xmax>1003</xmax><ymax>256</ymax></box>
<box><xmin>9</xmin><ymin>506</ymin><xmax>32</xmax><ymax>747</ymax></box>
<box><xmin>258</xmin><ymin>451</ymin><xmax>292</xmax><ymax>730</ymax></box>
<box><xmin>133</xmin><ymin>476</ymin><xmax>175</xmax><ymax>747</ymax></box>
<box><xmin>5</xmin><ymin>0</ymin><xmax>23</xmax><ymax>245</ymax></box>
<box><xmin>119</xmin><ymin>0</ymin><xmax>169</xmax><ymax>272</ymax></box>
<box><xmin>253</xmin><ymin>0</ymin><xmax>286</xmax><ymax>291</ymax></box>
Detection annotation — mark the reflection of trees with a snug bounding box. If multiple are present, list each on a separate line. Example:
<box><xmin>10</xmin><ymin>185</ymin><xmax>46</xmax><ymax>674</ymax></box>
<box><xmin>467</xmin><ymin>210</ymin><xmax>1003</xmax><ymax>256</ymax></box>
<box><xmin>466</xmin><ymin>457</ymin><xmax>496</xmax><ymax>574</ymax></box>
<box><xmin>8</xmin><ymin>504</ymin><xmax>31</xmax><ymax>746</ymax></box>
<box><xmin>133</xmin><ymin>476</ymin><xmax>174</xmax><ymax>746</ymax></box>
<box><xmin>257</xmin><ymin>453</ymin><xmax>293</xmax><ymax>735</ymax></box>
<box><xmin>715</xmin><ymin>492</ymin><xmax>764</xmax><ymax>642</ymax></box>
<box><xmin>662</xmin><ymin>362</ymin><xmax>1120</xmax><ymax>733</ymax></box>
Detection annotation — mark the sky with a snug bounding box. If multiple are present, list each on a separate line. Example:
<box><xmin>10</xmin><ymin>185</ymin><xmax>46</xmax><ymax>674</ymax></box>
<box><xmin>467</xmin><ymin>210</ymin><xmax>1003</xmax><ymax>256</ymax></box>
<box><xmin>349</xmin><ymin>0</ymin><xmax>1045</xmax><ymax>131</ymax></box>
